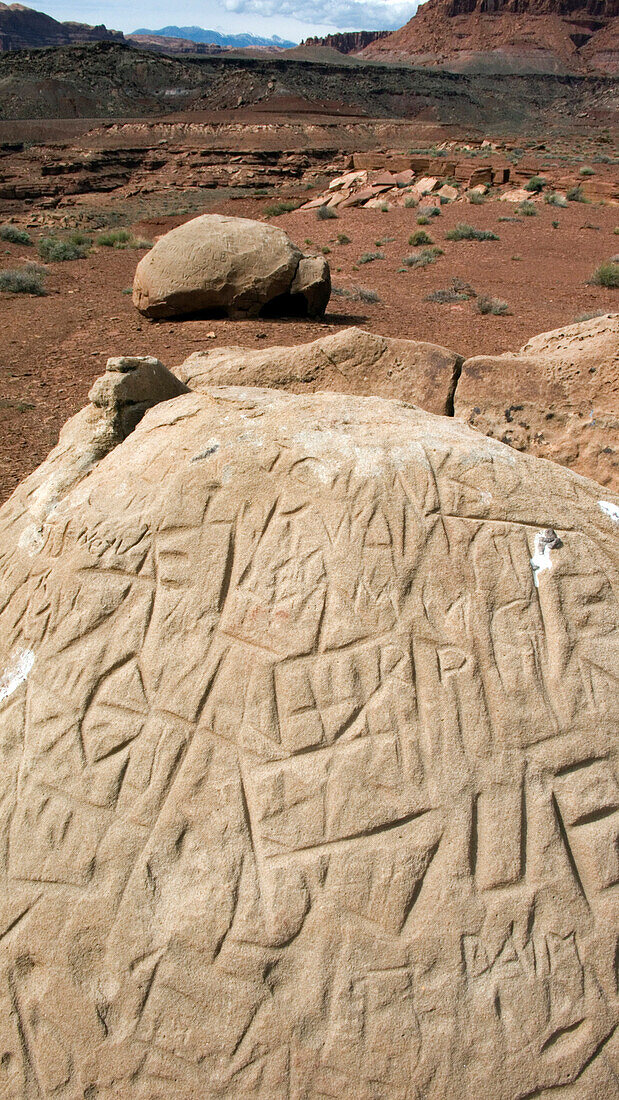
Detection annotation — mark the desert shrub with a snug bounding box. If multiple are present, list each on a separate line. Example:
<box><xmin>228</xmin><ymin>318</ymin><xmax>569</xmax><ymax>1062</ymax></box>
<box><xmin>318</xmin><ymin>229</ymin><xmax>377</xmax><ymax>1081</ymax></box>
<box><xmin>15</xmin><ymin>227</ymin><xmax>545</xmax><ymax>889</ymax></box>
<box><xmin>516</xmin><ymin>201</ymin><xmax>538</xmax><ymax>216</ymax></box>
<box><xmin>0</xmin><ymin>262</ymin><xmax>46</xmax><ymax>295</ymax></box>
<box><xmin>416</xmin><ymin>215</ymin><xmax>430</xmax><ymax>225</ymax></box>
<box><xmin>445</xmin><ymin>223</ymin><xmax>499</xmax><ymax>241</ymax></box>
<box><xmin>425</xmin><ymin>278</ymin><xmax>476</xmax><ymax>304</ymax></box>
<box><xmin>316</xmin><ymin>204</ymin><xmax>337</xmax><ymax>220</ymax></box>
<box><xmin>334</xmin><ymin>285</ymin><xmax>380</xmax><ymax>303</ymax></box>
<box><xmin>375</xmin><ymin>237</ymin><xmax>395</xmax><ymax>246</ymax></box>
<box><xmin>498</xmin><ymin>216</ymin><xmax>521</xmax><ymax>223</ymax></box>
<box><xmin>615</xmin><ymin>227</ymin><xmax>619</xmax><ymax>234</ymax></box>
<box><xmin>358</xmin><ymin>251</ymin><xmax>384</xmax><ymax>264</ymax></box>
<box><xmin>97</xmin><ymin>229</ymin><xmax>152</xmax><ymax>249</ymax></box>
<box><xmin>476</xmin><ymin>295</ymin><xmax>509</xmax><ymax>315</ymax></box>
<box><xmin>356</xmin><ymin>286</ymin><xmax>380</xmax><ymax>303</ymax></box>
<box><xmin>468</xmin><ymin>191</ymin><xmax>485</xmax><ymax>205</ymax></box>
<box><xmin>552</xmin><ymin>220</ymin><xmax>559</xmax><ymax>229</ymax></box>
<box><xmin>589</xmin><ymin>261</ymin><xmax>619</xmax><ymax>288</ymax></box>
<box><xmin>0</xmin><ymin>224</ymin><xmax>31</xmax><ymax>245</ymax></box>
<box><xmin>98</xmin><ymin>228</ymin><xmax>132</xmax><ymax>246</ymax></box>
<box><xmin>545</xmin><ymin>192</ymin><xmax>567</xmax><ymax>207</ymax></box>
<box><xmin>572</xmin><ymin>310</ymin><xmax>608</xmax><ymax>322</ymax></box>
<box><xmin>567</xmin><ymin>186</ymin><xmax>587</xmax><ymax>202</ymax></box>
<box><xmin>404</xmin><ymin>195</ymin><xmax>418</xmax><ymax>208</ymax></box>
<box><xmin>419</xmin><ymin>206</ymin><xmax>440</xmax><ymax>218</ymax></box>
<box><xmin>264</xmin><ymin>200</ymin><xmax>300</xmax><ymax>217</ymax></box>
<box><xmin>439</xmin><ymin>195</ymin><xmax>450</xmax><ymax>205</ymax></box>
<box><xmin>336</xmin><ymin>233</ymin><xmax>350</xmax><ymax>244</ymax></box>
<box><xmin>37</xmin><ymin>235</ymin><xmax>90</xmax><ymax>261</ymax></box>
<box><xmin>579</xmin><ymin>166</ymin><xmax>595</xmax><ymax>176</ymax></box>
<box><xmin>524</xmin><ymin>176</ymin><xmax>546</xmax><ymax>192</ymax></box>
<box><xmin>402</xmin><ymin>248</ymin><xmax>440</xmax><ymax>268</ymax></box>
<box><xmin>409</xmin><ymin>229</ymin><xmax>433</xmax><ymax>246</ymax></box>
<box><xmin>321</xmin><ymin>246</ymin><xmax>331</xmax><ymax>254</ymax></box>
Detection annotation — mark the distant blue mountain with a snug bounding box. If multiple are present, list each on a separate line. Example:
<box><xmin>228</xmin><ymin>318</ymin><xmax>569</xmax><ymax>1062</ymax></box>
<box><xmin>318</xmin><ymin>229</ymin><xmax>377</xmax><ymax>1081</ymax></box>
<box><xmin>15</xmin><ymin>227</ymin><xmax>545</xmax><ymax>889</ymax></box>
<box><xmin>132</xmin><ymin>26</ymin><xmax>297</xmax><ymax>48</ymax></box>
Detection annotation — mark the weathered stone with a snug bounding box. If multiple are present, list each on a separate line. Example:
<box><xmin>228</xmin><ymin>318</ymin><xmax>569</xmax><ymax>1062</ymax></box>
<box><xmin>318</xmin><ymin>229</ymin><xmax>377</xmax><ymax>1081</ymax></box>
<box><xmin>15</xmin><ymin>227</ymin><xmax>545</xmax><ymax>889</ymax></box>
<box><xmin>133</xmin><ymin>214</ymin><xmax>330</xmax><ymax>319</ymax></box>
<box><xmin>0</xmin><ymin>382</ymin><xmax>617</xmax><ymax>1099</ymax></box>
<box><xmin>456</xmin><ymin>312</ymin><xmax>619</xmax><ymax>488</ymax></box>
<box><xmin>289</xmin><ymin>255</ymin><xmax>331</xmax><ymax>317</ymax></box>
<box><xmin>176</xmin><ymin>326</ymin><xmax>464</xmax><ymax>414</ymax></box>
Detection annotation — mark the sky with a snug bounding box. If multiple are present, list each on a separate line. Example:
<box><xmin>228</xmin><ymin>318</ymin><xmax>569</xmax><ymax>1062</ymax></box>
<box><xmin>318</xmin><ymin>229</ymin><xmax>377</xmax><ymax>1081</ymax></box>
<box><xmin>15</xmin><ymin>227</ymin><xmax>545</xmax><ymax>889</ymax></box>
<box><xmin>29</xmin><ymin>0</ymin><xmax>420</xmax><ymax>41</ymax></box>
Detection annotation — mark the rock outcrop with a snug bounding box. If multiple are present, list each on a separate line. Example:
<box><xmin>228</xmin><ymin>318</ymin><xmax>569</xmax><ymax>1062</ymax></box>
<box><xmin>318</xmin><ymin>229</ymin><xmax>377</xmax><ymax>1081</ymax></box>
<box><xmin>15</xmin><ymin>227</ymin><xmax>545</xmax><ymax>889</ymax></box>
<box><xmin>0</xmin><ymin>2</ymin><xmax>124</xmax><ymax>51</ymax></box>
<box><xmin>178</xmin><ymin>327</ymin><xmax>464</xmax><ymax>415</ymax></box>
<box><xmin>0</xmin><ymin>374</ymin><xmax>618</xmax><ymax>1098</ymax></box>
<box><xmin>133</xmin><ymin>214</ymin><xmax>331</xmax><ymax>320</ymax></box>
<box><xmin>456</xmin><ymin>312</ymin><xmax>619</xmax><ymax>488</ymax></box>
<box><xmin>361</xmin><ymin>0</ymin><xmax>619</xmax><ymax>73</ymax></box>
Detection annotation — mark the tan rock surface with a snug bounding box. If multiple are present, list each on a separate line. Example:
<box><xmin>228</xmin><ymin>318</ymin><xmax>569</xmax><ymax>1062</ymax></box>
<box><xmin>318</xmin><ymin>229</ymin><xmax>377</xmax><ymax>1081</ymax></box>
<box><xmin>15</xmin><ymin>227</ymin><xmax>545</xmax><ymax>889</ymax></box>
<box><xmin>133</xmin><ymin>214</ymin><xmax>330</xmax><ymax>320</ymax></box>
<box><xmin>177</xmin><ymin>327</ymin><xmax>464</xmax><ymax>415</ymax></box>
<box><xmin>455</xmin><ymin>312</ymin><xmax>619</xmax><ymax>489</ymax></box>
<box><xmin>0</xmin><ymin>377</ymin><xmax>618</xmax><ymax>1098</ymax></box>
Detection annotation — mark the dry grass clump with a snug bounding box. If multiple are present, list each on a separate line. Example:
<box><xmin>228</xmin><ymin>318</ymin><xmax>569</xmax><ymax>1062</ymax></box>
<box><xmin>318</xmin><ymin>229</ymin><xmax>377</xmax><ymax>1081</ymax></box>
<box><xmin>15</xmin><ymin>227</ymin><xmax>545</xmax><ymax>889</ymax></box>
<box><xmin>446</xmin><ymin>223</ymin><xmax>499</xmax><ymax>242</ymax></box>
<box><xmin>97</xmin><ymin>229</ymin><xmax>152</xmax><ymax>249</ymax></box>
<box><xmin>589</xmin><ymin>261</ymin><xmax>619</xmax><ymax>288</ymax></box>
<box><xmin>37</xmin><ymin>232</ymin><xmax>91</xmax><ymax>261</ymax></box>
<box><xmin>316</xmin><ymin>205</ymin><xmax>338</xmax><ymax>220</ymax></box>
<box><xmin>0</xmin><ymin>224</ymin><xmax>32</xmax><ymax>245</ymax></box>
<box><xmin>0</xmin><ymin>262</ymin><xmax>46</xmax><ymax>294</ymax></box>
<box><xmin>476</xmin><ymin>295</ymin><xmax>510</xmax><ymax>315</ymax></box>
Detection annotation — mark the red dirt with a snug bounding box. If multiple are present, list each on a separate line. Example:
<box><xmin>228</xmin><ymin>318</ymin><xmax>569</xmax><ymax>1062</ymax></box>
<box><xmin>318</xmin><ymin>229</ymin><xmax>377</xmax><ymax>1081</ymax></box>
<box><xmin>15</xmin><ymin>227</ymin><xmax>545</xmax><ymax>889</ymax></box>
<box><xmin>1</xmin><ymin>194</ymin><xmax>617</xmax><ymax>503</ymax></box>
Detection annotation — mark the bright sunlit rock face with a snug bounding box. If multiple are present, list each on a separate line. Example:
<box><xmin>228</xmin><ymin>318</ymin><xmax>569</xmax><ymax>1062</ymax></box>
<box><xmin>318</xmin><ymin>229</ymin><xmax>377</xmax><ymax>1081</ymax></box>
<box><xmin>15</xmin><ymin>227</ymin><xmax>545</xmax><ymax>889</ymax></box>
<box><xmin>0</xmin><ymin>375</ymin><xmax>617</xmax><ymax>1098</ymax></box>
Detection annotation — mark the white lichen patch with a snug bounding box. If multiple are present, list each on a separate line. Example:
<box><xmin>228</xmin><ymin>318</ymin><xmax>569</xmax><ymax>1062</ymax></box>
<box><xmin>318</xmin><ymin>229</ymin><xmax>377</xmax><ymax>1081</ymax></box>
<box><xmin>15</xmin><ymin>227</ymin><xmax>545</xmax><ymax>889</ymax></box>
<box><xmin>0</xmin><ymin>648</ymin><xmax>35</xmax><ymax>704</ymax></box>
<box><xmin>530</xmin><ymin>528</ymin><xmax>562</xmax><ymax>588</ymax></box>
<box><xmin>599</xmin><ymin>500</ymin><xmax>619</xmax><ymax>525</ymax></box>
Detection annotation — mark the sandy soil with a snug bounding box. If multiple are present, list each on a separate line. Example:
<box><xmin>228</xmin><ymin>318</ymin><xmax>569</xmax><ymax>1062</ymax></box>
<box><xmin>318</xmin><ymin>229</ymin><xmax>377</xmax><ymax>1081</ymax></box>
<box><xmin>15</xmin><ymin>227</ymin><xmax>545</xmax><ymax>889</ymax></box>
<box><xmin>1</xmin><ymin>193</ymin><xmax>616</xmax><ymax>502</ymax></box>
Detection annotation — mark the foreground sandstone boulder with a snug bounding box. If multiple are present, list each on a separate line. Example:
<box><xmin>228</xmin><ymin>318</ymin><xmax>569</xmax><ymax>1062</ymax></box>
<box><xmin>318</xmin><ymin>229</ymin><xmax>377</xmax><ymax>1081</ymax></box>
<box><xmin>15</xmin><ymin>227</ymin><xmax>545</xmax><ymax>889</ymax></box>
<box><xmin>0</xmin><ymin>373</ymin><xmax>618</xmax><ymax>1098</ymax></box>
<box><xmin>178</xmin><ymin>326</ymin><xmax>464</xmax><ymax>414</ymax></box>
<box><xmin>133</xmin><ymin>214</ymin><xmax>331</xmax><ymax>319</ymax></box>
<box><xmin>456</xmin><ymin>312</ymin><xmax>619</xmax><ymax>489</ymax></box>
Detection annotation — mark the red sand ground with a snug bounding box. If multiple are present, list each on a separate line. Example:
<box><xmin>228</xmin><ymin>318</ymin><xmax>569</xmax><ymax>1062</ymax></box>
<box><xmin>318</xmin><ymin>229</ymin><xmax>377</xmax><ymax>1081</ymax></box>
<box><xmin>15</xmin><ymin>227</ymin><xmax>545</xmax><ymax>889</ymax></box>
<box><xmin>1</xmin><ymin>194</ymin><xmax>617</xmax><ymax>502</ymax></box>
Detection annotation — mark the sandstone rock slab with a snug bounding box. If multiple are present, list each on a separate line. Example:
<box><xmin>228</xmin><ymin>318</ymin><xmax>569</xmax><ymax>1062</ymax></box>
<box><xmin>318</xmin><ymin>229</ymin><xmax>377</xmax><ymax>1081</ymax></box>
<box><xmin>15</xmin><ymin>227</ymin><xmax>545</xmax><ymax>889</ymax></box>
<box><xmin>133</xmin><ymin>214</ymin><xmax>330</xmax><ymax>320</ymax></box>
<box><xmin>0</xmin><ymin>378</ymin><xmax>618</xmax><ymax>1098</ymax></box>
<box><xmin>455</xmin><ymin>312</ymin><xmax>619</xmax><ymax>488</ymax></box>
<box><xmin>176</xmin><ymin>326</ymin><xmax>464</xmax><ymax>415</ymax></box>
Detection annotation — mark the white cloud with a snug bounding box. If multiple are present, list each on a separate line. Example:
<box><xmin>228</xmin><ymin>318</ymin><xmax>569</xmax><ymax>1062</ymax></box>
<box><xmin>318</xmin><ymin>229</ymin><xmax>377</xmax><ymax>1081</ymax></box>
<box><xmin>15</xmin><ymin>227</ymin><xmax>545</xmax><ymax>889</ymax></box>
<box><xmin>31</xmin><ymin>0</ymin><xmax>417</xmax><ymax>37</ymax></box>
<box><xmin>224</xmin><ymin>0</ymin><xmax>417</xmax><ymax>30</ymax></box>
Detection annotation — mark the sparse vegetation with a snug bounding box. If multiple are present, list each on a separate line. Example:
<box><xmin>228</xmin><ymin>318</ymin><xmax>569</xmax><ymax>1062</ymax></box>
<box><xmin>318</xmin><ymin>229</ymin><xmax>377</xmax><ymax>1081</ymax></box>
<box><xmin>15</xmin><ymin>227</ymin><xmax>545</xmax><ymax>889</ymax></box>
<box><xmin>572</xmin><ymin>310</ymin><xmax>607</xmax><ymax>322</ymax></box>
<box><xmin>567</xmin><ymin>186</ymin><xmax>587</xmax><ymax>202</ymax></box>
<box><xmin>476</xmin><ymin>295</ymin><xmax>509</xmax><ymax>315</ymax></box>
<box><xmin>419</xmin><ymin>206</ymin><xmax>440</xmax><ymax>218</ymax></box>
<box><xmin>37</xmin><ymin>232</ymin><xmax>91</xmax><ymax>261</ymax></box>
<box><xmin>416</xmin><ymin>216</ymin><xmax>430</xmax><ymax>225</ymax></box>
<box><xmin>264</xmin><ymin>200</ymin><xmax>300</xmax><ymax>217</ymax></box>
<box><xmin>317</xmin><ymin>204</ymin><xmax>338</xmax><ymax>220</ymax></box>
<box><xmin>0</xmin><ymin>262</ymin><xmax>46</xmax><ymax>295</ymax></box>
<box><xmin>401</xmin><ymin>248</ymin><xmax>441</xmax><ymax>268</ymax></box>
<box><xmin>0</xmin><ymin>224</ymin><xmax>32</xmax><ymax>245</ymax></box>
<box><xmin>336</xmin><ymin>233</ymin><xmax>350</xmax><ymax>245</ymax></box>
<box><xmin>409</xmin><ymin>229</ymin><xmax>433</xmax><ymax>246</ymax></box>
<box><xmin>97</xmin><ymin>229</ymin><xmax>152</xmax><ymax>249</ymax></box>
<box><xmin>404</xmin><ymin>195</ymin><xmax>418</xmax><ymax>208</ymax></box>
<box><xmin>445</xmin><ymin>223</ymin><xmax>499</xmax><ymax>242</ymax></box>
<box><xmin>358</xmin><ymin>251</ymin><xmax>384</xmax><ymax>264</ymax></box>
<box><xmin>468</xmin><ymin>191</ymin><xmax>485</xmax><ymax>205</ymax></box>
<box><xmin>544</xmin><ymin>192</ymin><xmax>567</xmax><ymax>207</ymax></box>
<box><xmin>425</xmin><ymin>278</ymin><xmax>476</xmax><ymax>304</ymax></box>
<box><xmin>552</xmin><ymin>220</ymin><xmax>559</xmax><ymax>229</ymax></box>
<box><xmin>589</xmin><ymin>261</ymin><xmax>619</xmax><ymax>288</ymax></box>
<box><xmin>579</xmin><ymin>166</ymin><xmax>595</xmax><ymax>176</ymax></box>
<box><xmin>516</xmin><ymin>201</ymin><xmax>538</xmax><ymax>216</ymax></box>
<box><xmin>332</xmin><ymin>285</ymin><xmax>380</xmax><ymax>303</ymax></box>
<box><xmin>524</xmin><ymin>176</ymin><xmax>546</xmax><ymax>193</ymax></box>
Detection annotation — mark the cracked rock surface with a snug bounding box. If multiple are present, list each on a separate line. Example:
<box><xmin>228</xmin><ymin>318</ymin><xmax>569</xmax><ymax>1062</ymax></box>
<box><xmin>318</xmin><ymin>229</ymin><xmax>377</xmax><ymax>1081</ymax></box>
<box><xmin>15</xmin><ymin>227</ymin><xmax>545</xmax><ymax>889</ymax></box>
<box><xmin>0</xmin><ymin>379</ymin><xmax>618</xmax><ymax>1098</ymax></box>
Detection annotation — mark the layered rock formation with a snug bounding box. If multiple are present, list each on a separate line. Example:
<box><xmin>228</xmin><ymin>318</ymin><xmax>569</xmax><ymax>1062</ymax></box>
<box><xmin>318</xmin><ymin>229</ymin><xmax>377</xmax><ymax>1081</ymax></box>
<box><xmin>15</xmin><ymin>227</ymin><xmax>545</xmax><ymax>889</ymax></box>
<box><xmin>361</xmin><ymin>0</ymin><xmax>619</xmax><ymax>73</ymax></box>
<box><xmin>133</xmin><ymin>215</ymin><xmax>331</xmax><ymax>320</ymax></box>
<box><xmin>300</xmin><ymin>30</ymin><xmax>389</xmax><ymax>53</ymax></box>
<box><xmin>456</xmin><ymin>312</ymin><xmax>619</xmax><ymax>488</ymax></box>
<box><xmin>0</xmin><ymin>370</ymin><xmax>617</xmax><ymax>1098</ymax></box>
<box><xmin>0</xmin><ymin>2</ymin><xmax>124</xmax><ymax>51</ymax></box>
